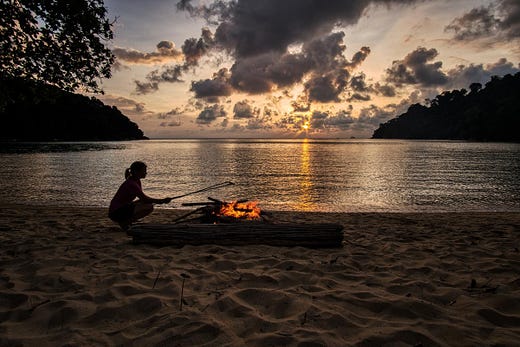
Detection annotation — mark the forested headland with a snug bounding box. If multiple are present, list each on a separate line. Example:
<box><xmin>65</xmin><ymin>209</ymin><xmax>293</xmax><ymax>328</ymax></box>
<box><xmin>0</xmin><ymin>1</ymin><xmax>147</xmax><ymax>141</ymax></box>
<box><xmin>372</xmin><ymin>72</ymin><xmax>520</xmax><ymax>142</ymax></box>
<box><xmin>0</xmin><ymin>78</ymin><xmax>147</xmax><ymax>141</ymax></box>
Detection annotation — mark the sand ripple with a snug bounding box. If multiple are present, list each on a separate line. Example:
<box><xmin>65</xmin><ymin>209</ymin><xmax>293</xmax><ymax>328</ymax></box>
<box><xmin>0</xmin><ymin>205</ymin><xmax>519</xmax><ymax>346</ymax></box>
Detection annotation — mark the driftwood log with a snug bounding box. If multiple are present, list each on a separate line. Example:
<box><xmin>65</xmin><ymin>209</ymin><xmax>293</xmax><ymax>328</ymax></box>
<box><xmin>128</xmin><ymin>223</ymin><xmax>344</xmax><ymax>248</ymax></box>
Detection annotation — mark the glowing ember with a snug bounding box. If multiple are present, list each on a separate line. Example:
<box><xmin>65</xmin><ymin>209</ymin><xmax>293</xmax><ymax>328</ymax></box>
<box><xmin>217</xmin><ymin>201</ymin><xmax>261</xmax><ymax>220</ymax></box>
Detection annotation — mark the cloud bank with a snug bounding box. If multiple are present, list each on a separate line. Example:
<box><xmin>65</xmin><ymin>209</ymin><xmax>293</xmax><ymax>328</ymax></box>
<box><xmin>112</xmin><ymin>0</ymin><xmax>520</xmax><ymax>137</ymax></box>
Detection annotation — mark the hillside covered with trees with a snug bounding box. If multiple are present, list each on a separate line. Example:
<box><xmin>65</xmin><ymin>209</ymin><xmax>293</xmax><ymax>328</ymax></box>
<box><xmin>0</xmin><ymin>1</ymin><xmax>146</xmax><ymax>141</ymax></box>
<box><xmin>0</xmin><ymin>78</ymin><xmax>147</xmax><ymax>141</ymax></box>
<box><xmin>372</xmin><ymin>72</ymin><xmax>520</xmax><ymax>142</ymax></box>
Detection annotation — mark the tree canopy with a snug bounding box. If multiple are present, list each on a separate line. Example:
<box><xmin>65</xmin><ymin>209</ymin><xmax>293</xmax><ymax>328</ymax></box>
<box><xmin>0</xmin><ymin>0</ymin><xmax>114</xmax><ymax>93</ymax></box>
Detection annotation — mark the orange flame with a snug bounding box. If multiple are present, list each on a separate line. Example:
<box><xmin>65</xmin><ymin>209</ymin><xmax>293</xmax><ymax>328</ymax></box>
<box><xmin>218</xmin><ymin>201</ymin><xmax>261</xmax><ymax>220</ymax></box>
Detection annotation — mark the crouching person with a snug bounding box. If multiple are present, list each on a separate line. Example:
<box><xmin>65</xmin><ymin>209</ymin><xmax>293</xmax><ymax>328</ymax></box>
<box><xmin>109</xmin><ymin>161</ymin><xmax>171</xmax><ymax>230</ymax></box>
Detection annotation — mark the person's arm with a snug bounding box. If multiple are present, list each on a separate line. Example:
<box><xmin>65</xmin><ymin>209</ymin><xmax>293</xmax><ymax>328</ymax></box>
<box><xmin>135</xmin><ymin>186</ymin><xmax>171</xmax><ymax>204</ymax></box>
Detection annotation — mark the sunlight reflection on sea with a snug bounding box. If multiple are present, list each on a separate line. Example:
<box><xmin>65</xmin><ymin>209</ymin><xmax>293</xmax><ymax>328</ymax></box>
<box><xmin>1</xmin><ymin>139</ymin><xmax>519</xmax><ymax>212</ymax></box>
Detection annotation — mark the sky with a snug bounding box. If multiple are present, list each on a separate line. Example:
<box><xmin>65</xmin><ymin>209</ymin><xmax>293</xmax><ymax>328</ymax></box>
<box><xmin>96</xmin><ymin>0</ymin><xmax>520</xmax><ymax>138</ymax></box>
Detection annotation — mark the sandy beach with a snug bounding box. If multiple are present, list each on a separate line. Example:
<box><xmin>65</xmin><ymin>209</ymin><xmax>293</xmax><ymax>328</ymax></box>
<box><xmin>0</xmin><ymin>204</ymin><xmax>519</xmax><ymax>346</ymax></box>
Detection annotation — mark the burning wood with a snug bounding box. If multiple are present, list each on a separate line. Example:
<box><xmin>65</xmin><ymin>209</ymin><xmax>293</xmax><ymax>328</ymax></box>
<box><xmin>217</xmin><ymin>200</ymin><xmax>261</xmax><ymax>220</ymax></box>
<box><xmin>176</xmin><ymin>197</ymin><xmax>263</xmax><ymax>224</ymax></box>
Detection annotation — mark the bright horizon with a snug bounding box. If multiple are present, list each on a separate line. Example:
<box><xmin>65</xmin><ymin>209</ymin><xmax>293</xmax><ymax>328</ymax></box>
<box><xmin>95</xmin><ymin>0</ymin><xmax>520</xmax><ymax>139</ymax></box>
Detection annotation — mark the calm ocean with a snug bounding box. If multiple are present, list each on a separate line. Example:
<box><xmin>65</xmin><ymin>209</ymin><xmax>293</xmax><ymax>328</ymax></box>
<box><xmin>1</xmin><ymin>139</ymin><xmax>519</xmax><ymax>212</ymax></box>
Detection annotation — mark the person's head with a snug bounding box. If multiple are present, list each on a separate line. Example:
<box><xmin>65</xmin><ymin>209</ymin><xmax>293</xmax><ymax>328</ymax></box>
<box><xmin>125</xmin><ymin>161</ymin><xmax>147</xmax><ymax>179</ymax></box>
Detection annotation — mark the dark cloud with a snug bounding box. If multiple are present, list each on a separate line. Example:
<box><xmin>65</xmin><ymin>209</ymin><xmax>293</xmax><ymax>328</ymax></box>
<box><xmin>309</xmin><ymin>111</ymin><xmax>329</xmax><ymax>129</ymax></box>
<box><xmin>149</xmin><ymin>65</ymin><xmax>184</xmax><ymax>83</ymax></box>
<box><xmin>302</xmin><ymin>32</ymin><xmax>347</xmax><ymax>72</ymax></box>
<box><xmin>350</xmin><ymin>73</ymin><xmax>370</xmax><ymax>92</ymax></box>
<box><xmin>245</xmin><ymin>116</ymin><xmax>272</xmax><ymax>130</ymax></box>
<box><xmin>113</xmin><ymin>41</ymin><xmax>183</xmax><ymax>64</ymax></box>
<box><xmin>135</xmin><ymin>103</ymin><xmax>146</xmax><ymax>113</ymax></box>
<box><xmin>346</xmin><ymin>46</ymin><xmax>371</xmax><ymax>69</ymax></box>
<box><xmin>98</xmin><ymin>95</ymin><xmax>148</xmax><ymax>115</ymax></box>
<box><xmin>326</xmin><ymin>112</ymin><xmax>356</xmax><ymax>130</ymax></box>
<box><xmin>445</xmin><ymin>6</ymin><xmax>499</xmax><ymax>41</ymax></box>
<box><xmin>348</xmin><ymin>93</ymin><xmax>371</xmax><ymax>102</ymax></box>
<box><xmin>177</xmin><ymin>0</ymin><xmax>232</xmax><ymax>26</ymax></box>
<box><xmin>374</xmin><ymin>83</ymin><xmax>396</xmax><ymax>97</ymax></box>
<box><xmin>182</xmin><ymin>28</ymin><xmax>214</xmax><ymax>65</ymax></box>
<box><xmin>134</xmin><ymin>29</ymin><xmax>215</xmax><ymax>94</ymax></box>
<box><xmin>157</xmin><ymin>107</ymin><xmax>183</xmax><ymax>119</ymax></box>
<box><xmin>309</xmin><ymin>110</ymin><xmax>355</xmax><ymax>130</ymax></box>
<box><xmin>499</xmin><ymin>0</ymin><xmax>520</xmax><ymax>39</ymax></box>
<box><xmin>445</xmin><ymin>0</ymin><xmax>520</xmax><ymax>41</ymax></box>
<box><xmin>305</xmin><ymin>91</ymin><xmax>422</xmax><ymax>134</ymax></box>
<box><xmin>229</xmin><ymin>53</ymin><xmax>277</xmax><ymax>93</ymax></box>
<box><xmin>386</xmin><ymin>48</ymin><xmax>520</xmax><ymax>95</ymax></box>
<box><xmin>485</xmin><ymin>57</ymin><xmax>520</xmax><ymax>76</ymax></box>
<box><xmin>305</xmin><ymin>70</ymin><xmax>350</xmax><ymax>103</ymax></box>
<box><xmin>111</xmin><ymin>60</ymin><xmax>131</xmax><ymax>72</ymax></box>
<box><xmin>357</xmin><ymin>90</ymin><xmax>425</xmax><ymax>126</ymax></box>
<box><xmin>135</xmin><ymin>65</ymin><xmax>185</xmax><ymax>94</ymax></box>
<box><xmin>227</xmin><ymin>46</ymin><xmax>317</xmax><ymax>94</ymax></box>
<box><xmin>210</xmin><ymin>32</ymin><xmax>313</xmax><ymax>98</ymax></box>
<box><xmin>190</xmin><ymin>68</ymin><xmax>233</xmax><ymax>99</ymax></box>
<box><xmin>186</xmin><ymin>99</ymin><xmax>206</xmax><ymax>111</ymax></box>
<box><xmin>385</xmin><ymin>47</ymin><xmax>448</xmax><ymax>87</ymax></box>
<box><xmin>134</xmin><ymin>80</ymin><xmax>159</xmax><ymax>95</ymax></box>
<box><xmin>301</xmin><ymin>36</ymin><xmax>372</xmax><ymax>103</ymax></box>
<box><xmin>291</xmin><ymin>99</ymin><xmax>310</xmax><ymax>113</ymax></box>
<box><xmin>177</xmin><ymin>0</ymin><xmax>423</xmax><ymax>102</ymax></box>
<box><xmin>196</xmin><ymin>104</ymin><xmax>227</xmax><ymax>124</ymax></box>
<box><xmin>275</xmin><ymin>114</ymin><xmax>307</xmax><ymax>131</ymax></box>
<box><xmin>160</xmin><ymin>119</ymin><xmax>182</xmax><ymax>127</ymax></box>
<box><xmin>446</xmin><ymin>58</ymin><xmax>520</xmax><ymax>89</ymax></box>
<box><xmin>231</xmin><ymin>123</ymin><xmax>244</xmax><ymax>131</ymax></box>
<box><xmin>233</xmin><ymin>100</ymin><xmax>257</xmax><ymax>119</ymax></box>
<box><xmin>357</xmin><ymin>104</ymin><xmax>398</xmax><ymax>128</ymax></box>
<box><xmin>179</xmin><ymin>0</ymin><xmax>422</xmax><ymax>58</ymax></box>
<box><xmin>267</xmin><ymin>53</ymin><xmax>314</xmax><ymax>87</ymax></box>
<box><xmin>263</xmin><ymin>106</ymin><xmax>280</xmax><ymax>118</ymax></box>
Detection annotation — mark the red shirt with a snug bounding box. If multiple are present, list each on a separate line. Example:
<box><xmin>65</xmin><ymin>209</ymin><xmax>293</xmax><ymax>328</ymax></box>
<box><xmin>109</xmin><ymin>178</ymin><xmax>143</xmax><ymax>213</ymax></box>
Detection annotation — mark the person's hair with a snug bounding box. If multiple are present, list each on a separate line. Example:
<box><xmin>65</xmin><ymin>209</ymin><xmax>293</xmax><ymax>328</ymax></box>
<box><xmin>125</xmin><ymin>161</ymin><xmax>147</xmax><ymax>179</ymax></box>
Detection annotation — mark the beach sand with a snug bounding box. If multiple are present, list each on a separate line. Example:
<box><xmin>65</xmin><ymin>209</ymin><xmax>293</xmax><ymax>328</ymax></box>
<box><xmin>0</xmin><ymin>204</ymin><xmax>519</xmax><ymax>346</ymax></box>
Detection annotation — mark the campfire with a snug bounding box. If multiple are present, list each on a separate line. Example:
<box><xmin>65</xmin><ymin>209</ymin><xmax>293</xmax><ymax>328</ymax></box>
<box><xmin>174</xmin><ymin>197</ymin><xmax>264</xmax><ymax>224</ymax></box>
<box><xmin>128</xmin><ymin>181</ymin><xmax>344</xmax><ymax>248</ymax></box>
<box><xmin>217</xmin><ymin>200</ymin><xmax>261</xmax><ymax>220</ymax></box>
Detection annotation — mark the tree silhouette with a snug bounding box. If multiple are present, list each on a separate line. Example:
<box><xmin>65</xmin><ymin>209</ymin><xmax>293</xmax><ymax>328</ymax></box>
<box><xmin>0</xmin><ymin>0</ymin><xmax>114</xmax><ymax>93</ymax></box>
<box><xmin>469</xmin><ymin>82</ymin><xmax>482</xmax><ymax>94</ymax></box>
<box><xmin>372</xmin><ymin>72</ymin><xmax>520</xmax><ymax>142</ymax></box>
<box><xmin>0</xmin><ymin>77</ymin><xmax>147</xmax><ymax>141</ymax></box>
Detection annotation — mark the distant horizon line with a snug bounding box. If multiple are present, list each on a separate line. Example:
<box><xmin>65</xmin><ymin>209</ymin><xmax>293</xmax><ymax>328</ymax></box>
<box><xmin>146</xmin><ymin>136</ymin><xmax>368</xmax><ymax>140</ymax></box>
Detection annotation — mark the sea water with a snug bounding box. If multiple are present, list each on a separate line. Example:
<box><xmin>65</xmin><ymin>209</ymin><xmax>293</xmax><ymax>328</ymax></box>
<box><xmin>1</xmin><ymin>139</ymin><xmax>519</xmax><ymax>212</ymax></box>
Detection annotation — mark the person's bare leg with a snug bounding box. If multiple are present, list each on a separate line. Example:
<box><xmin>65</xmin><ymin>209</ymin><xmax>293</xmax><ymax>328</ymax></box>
<box><xmin>132</xmin><ymin>201</ymin><xmax>154</xmax><ymax>221</ymax></box>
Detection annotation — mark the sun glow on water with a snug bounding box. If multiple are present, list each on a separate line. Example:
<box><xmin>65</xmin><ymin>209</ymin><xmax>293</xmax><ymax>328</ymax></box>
<box><xmin>1</xmin><ymin>140</ymin><xmax>520</xmax><ymax>212</ymax></box>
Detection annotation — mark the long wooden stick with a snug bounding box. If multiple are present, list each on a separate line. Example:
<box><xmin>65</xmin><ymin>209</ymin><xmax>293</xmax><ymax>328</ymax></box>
<box><xmin>171</xmin><ymin>207</ymin><xmax>206</xmax><ymax>224</ymax></box>
<box><xmin>181</xmin><ymin>202</ymin><xmax>218</xmax><ymax>206</ymax></box>
<box><xmin>168</xmin><ymin>181</ymin><xmax>234</xmax><ymax>200</ymax></box>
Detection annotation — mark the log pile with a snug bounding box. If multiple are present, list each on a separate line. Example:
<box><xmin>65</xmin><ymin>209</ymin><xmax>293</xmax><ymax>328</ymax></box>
<box><xmin>128</xmin><ymin>222</ymin><xmax>344</xmax><ymax>248</ymax></box>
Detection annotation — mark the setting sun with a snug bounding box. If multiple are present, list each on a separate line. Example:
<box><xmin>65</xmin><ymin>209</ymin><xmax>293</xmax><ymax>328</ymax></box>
<box><xmin>302</xmin><ymin>122</ymin><xmax>310</xmax><ymax>131</ymax></box>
